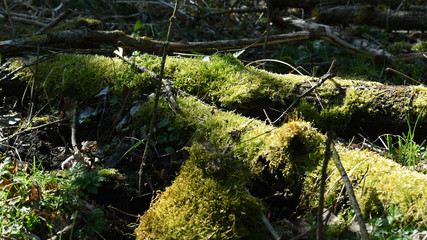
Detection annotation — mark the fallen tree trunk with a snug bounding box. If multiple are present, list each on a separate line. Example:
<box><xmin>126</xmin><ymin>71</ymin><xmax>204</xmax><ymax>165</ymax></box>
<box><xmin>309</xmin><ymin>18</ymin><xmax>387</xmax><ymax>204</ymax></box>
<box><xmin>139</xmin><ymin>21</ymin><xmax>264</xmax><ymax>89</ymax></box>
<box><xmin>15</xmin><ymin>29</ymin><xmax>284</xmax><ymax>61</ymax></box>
<box><xmin>317</xmin><ymin>4</ymin><xmax>427</xmax><ymax>31</ymax></box>
<box><xmin>134</xmin><ymin>94</ymin><xmax>427</xmax><ymax>239</ymax></box>
<box><xmin>1</xmin><ymin>28</ymin><xmax>425</xmax><ymax>64</ymax></box>
<box><xmin>130</xmin><ymin>54</ymin><xmax>427</xmax><ymax>142</ymax></box>
<box><xmin>269</xmin><ymin>0</ymin><xmax>421</xmax><ymax>9</ymax></box>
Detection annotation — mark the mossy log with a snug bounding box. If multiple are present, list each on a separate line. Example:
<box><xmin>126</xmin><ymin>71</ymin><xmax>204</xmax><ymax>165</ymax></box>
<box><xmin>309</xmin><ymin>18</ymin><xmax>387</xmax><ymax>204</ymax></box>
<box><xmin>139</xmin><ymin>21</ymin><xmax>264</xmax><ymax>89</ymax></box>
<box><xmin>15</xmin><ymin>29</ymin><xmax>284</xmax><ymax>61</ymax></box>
<box><xmin>134</xmin><ymin>95</ymin><xmax>427</xmax><ymax>238</ymax></box>
<box><xmin>133</xmin><ymin>54</ymin><xmax>427</xmax><ymax>142</ymax></box>
<box><xmin>4</xmin><ymin>54</ymin><xmax>427</xmax><ymax>238</ymax></box>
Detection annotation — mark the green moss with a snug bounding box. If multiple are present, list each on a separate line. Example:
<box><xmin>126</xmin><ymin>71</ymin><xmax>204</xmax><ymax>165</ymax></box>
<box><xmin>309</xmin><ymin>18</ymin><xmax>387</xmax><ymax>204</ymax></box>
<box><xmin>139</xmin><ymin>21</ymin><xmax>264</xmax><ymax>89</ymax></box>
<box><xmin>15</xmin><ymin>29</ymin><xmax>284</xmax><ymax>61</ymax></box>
<box><xmin>135</xmin><ymin>142</ymin><xmax>264</xmax><ymax>240</ymax></box>
<box><xmin>135</xmin><ymin>54</ymin><xmax>304</xmax><ymax>109</ymax></box>
<box><xmin>303</xmin><ymin>144</ymin><xmax>427</xmax><ymax>228</ymax></box>
<box><xmin>412</xmin><ymin>86</ymin><xmax>427</xmax><ymax>119</ymax></box>
<box><xmin>5</xmin><ymin>54</ymin><xmax>155</xmax><ymax>101</ymax></box>
<box><xmin>50</xmin><ymin>17</ymin><xmax>103</xmax><ymax>31</ymax></box>
<box><xmin>387</xmin><ymin>41</ymin><xmax>412</xmax><ymax>55</ymax></box>
<box><xmin>355</xmin><ymin>6</ymin><xmax>372</xmax><ymax>25</ymax></box>
<box><xmin>134</xmin><ymin>94</ymin><xmax>325</xmax><ymax>188</ymax></box>
<box><xmin>297</xmin><ymin>79</ymin><xmax>416</xmax><ymax>133</ymax></box>
<box><xmin>412</xmin><ymin>41</ymin><xmax>427</xmax><ymax>52</ymax></box>
<box><xmin>258</xmin><ymin>119</ymin><xmax>325</xmax><ymax>188</ymax></box>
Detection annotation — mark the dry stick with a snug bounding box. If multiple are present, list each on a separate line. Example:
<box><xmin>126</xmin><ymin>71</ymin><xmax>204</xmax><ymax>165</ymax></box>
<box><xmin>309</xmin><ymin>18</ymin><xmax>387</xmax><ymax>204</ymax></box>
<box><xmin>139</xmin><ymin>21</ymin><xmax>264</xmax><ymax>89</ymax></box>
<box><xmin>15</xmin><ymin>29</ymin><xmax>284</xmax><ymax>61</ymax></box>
<box><xmin>108</xmin><ymin>204</ymin><xmax>140</xmax><ymax>218</ymax></box>
<box><xmin>203</xmin><ymin>7</ymin><xmax>267</xmax><ymax>17</ymax></box>
<box><xmin>32</xmin><ymin>9</ymin><xmax>72</xmax><ymax>36</ymax></box>
<box><xmin>262</xmin><ymin>1</ymin><xmax>272</xmax><ymax>59</ymax></box>
<box><xmin>114</xmin><ymin>49</ymin><xmax>181</xmax><ymax>111</ymax></box>
<box><xmin>0</xmin><ymin>118</ymin><xmax>65</xmax><ymax>142</ymax></box>
<box><xmin>70</xmin><ymin>101</ymin><xmax>79</xmax><ymax>153</ymax></box>
<box><xmin>328</xmin><ymin>132</ymin><xmax>370</xmax><ymax>240</ymax></box>
<box><xmin>317</xmin><ymin>131</ymin><xmax>334</xmax><ymax>240</ymax></box>
<box><xmin>0</xmin><ymin>52</ymin><xmax>59</xmax><ymax>82</ymax></box>
<box><xmin>138</xmin><ymin>0</ymin><xmax>179</xmax><ymax>194</ymax></box>
<box><xmin>3</xmin><ymin>0</ymin><xmax>15</xmax><ymax>38</ymax></box>
<box><xmin>385</xmin><ymin>67</ymin><xmax>425</xmax><ymax>86</ymax></box>
<box><xmin>272</xmin><ymin>60</ymin><xmax>336</xmax><ymax>124</ymax></box>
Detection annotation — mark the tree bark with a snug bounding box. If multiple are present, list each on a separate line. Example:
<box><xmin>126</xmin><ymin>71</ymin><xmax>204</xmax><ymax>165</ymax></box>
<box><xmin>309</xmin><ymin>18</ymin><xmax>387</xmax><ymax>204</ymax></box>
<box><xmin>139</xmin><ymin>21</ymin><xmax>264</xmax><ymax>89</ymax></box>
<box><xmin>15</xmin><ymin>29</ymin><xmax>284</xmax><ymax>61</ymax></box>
<box><xmin>318</xmin><ymin>5</ymin><xmax>427</xmax><ymax>31</ymax></box>
<box><xmin>1</xmin><ymin>29</ymin><xmax>425</xmax><ymax>64</ymax></box>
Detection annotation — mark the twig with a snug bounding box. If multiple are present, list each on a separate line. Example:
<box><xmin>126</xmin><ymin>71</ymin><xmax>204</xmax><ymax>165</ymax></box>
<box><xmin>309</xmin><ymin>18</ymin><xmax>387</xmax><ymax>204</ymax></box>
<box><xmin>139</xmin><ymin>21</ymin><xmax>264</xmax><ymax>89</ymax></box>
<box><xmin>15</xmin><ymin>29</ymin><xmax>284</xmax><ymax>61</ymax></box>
<box><xmin>3</xmin><ymin>0</ymin><xmax>15</xmax><ymax>38</ymax></box>
<box><xmin>0</xmin><ymin>52</ymin><xmax>60</xmax><ymax>82</ymax></box>
<box><xmin>272</xmin><ymin>60</ymin><xmax>335</xmax><ymax>124</ymax></box>
<box><xmin>113</xmin><ymin>48</ymin><xmax>157</xmax><ymax>78</ymax></box>
<box><xmin>113</xmin><ymin>48</ymin><xmax>181</xmax><ymax>111</ymax></box>
<box><xmin>244</xmin><ymin>187</ymin><xmax>280</xmax><ymax>239</ymax></box>
<box><xmin>108</xmin><ymin>205</ymin><xmax>140</xmax><ymax>218</ymax></box>
<box><xmin>328</xmin><ymin>132</ymin><xmax>370</xmax><ymax>240</ymax></box>
<box><xmin>158</xmin><ymin>0</ymin><xmax>193</xmax><ymax>20</ymax></box>
<box><xmin>0</xmin><ymin>118</ymin><xmax>65</xmax><ymax>142</ymax></box>
<box><xmin>203</xmin><ymin>7</ymin><xmax>267</xmax><ymax>17</ymax></box>
<box><xmin>32</xmin><ymin>9</ymin><xmax>71</xmax><ymax>36</ymax></box>
<box><xmin>70</xmin><ymin>101</ymin><xmax>79</xmax><ymax>153</ymax></box>
<box><xmin>317</xmin><ymin>131</ymin><xmax>334</xmax><ymax>240</ymax></box>
<box><xmin>138</xmin><ymin>0</ymin><xmax>179</xmax><ymax>194</ymax></box>
<box><xmin>263</xmin><ymin>1</ymin><xmax>272</xmax><ymax>59</ymax></box>
<box><xmin>385</xmin><ymin>67</ymin><xmax>425</xmax><ymax>86</ymax></box>
<box><xmin>246</xmin><ymin>58</ymin><xmax>325</xmax><ymax>111</ymax></box>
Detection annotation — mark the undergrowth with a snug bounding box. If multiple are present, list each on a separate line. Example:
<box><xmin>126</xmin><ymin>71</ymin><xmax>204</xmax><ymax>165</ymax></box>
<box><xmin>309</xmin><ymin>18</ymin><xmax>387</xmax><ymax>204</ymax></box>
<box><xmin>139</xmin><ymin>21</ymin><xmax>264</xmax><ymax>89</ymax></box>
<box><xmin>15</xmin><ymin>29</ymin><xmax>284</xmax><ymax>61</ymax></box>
<box><xmin>0</xmin><ymin>157</ymin><xmax>109</xmax><ymax>239</ymax></box>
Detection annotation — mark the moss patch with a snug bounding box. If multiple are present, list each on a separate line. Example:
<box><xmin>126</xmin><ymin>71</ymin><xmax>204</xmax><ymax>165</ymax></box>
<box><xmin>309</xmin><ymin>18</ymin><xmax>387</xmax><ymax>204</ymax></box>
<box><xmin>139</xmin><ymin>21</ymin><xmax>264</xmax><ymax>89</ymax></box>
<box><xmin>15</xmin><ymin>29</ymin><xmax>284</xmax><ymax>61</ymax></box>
<box><xmin>258</xmin><ymin>119</ymin><xmax>326</xmax><ymax>189</ymax></box>
<box><xmin>50</xmin><ymin>17</ymin><xmax>103</xmax><ymax>31</ymax></box>
<box><xmin>134</xmin><ymin>54</ymin><xmax>305</xmax><ymax>109</ymax></box>
<box><xmin>303</xmin><ymin>144</ymin><xmax>427</xmax><ymax>228</ymax></box>
<box><xmin>135</xmin><ymin>142</ymin><xmax>264</xmax><ymax>240</ymax></box>
<box><xmin>6</xmin><ymin>54</ymin><xmax>155</xmax><ymax>101</ymax></box>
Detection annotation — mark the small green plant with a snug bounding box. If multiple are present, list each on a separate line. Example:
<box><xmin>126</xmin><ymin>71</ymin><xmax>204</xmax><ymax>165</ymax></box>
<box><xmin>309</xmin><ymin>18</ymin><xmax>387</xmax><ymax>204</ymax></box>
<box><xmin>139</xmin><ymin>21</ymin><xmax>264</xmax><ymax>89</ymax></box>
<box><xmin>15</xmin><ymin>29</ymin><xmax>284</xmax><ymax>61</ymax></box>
<box><xmin>369</xmin><ymin>204</ymin><xmax>418</xmax><ymax>239</ymax></box>
<box><xmin>386</xmin><ymin>113</ymin><xmax>426</xmax><ymax>168</ymax></box>
<box><xmin>156</xmin><ymin>118</ymin><xmax>181</xmax><ymax>154</ymax></box>
<box><xmin>0</xmin><ymin>158</ymin><xmax>110</xmax><ymax>239</ymax></box>
<box><xmin>69</xmin><ymin>164</ymin><xmax>108</xmax><ymax>195</ymax></box>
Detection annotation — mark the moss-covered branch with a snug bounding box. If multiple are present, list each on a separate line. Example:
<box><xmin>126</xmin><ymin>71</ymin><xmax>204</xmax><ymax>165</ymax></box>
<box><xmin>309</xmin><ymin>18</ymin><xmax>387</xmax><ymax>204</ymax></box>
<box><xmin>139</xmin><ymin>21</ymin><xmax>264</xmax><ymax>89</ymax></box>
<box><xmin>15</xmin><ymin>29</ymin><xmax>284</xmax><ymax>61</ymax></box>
<box><xmin>134</xmin><ymin>95</ymin><xmax>427</xmax><ymax>238</ymax></box>
<box><xmin>133</xmin><ymin>54</ymin><xmax>427</xmax><ymax>140</ymax></box>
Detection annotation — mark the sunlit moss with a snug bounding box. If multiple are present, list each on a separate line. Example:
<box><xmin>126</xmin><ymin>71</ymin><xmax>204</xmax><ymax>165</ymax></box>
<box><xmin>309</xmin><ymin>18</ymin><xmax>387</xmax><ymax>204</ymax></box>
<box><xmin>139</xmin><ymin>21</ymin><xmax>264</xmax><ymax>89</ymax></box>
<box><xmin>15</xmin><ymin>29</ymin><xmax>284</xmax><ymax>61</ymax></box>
<box><xmin>5</xmin><ymin>52</ymin><xmax>427</xmax><ymax>234</ymax></box>
<box><xmin>50</xmin><ymin>17</ymin><xmax>103</xmax><ymax>31</ymax></box>
<box><xmin>257</xmin><ymin>119</ymin><xmax>325</xmax><ymax>188</ymax></box>
<box><xmin>412</xmin><ymin>86</ymin><xmax>427</xmax><ymax>119</ymax></box>
<box><xmin>303</xmin><ymin>144</ymin><xmax>427</xmax><ymax>228</ymax></box>
<box><xmin>135</xmin><ymin>142</ymin><xmax>264</xmax><ymax>240</ymax></box>
<box><xmin>135</xmin><ymin>54</ymin><xmax>305</xmax><ymax>109</ymax></box>
<box><xmin>297</xmin><ymin>80</ymin><xmax>416</xmax><ymax>133</ymax></box>
<box><xmin>5</xmin><ymin>54</ymin><xmax>155</xmax><ymax>100</ymax></box>
<box><xmin>412</xmin><ymin>41</ymin><xmax>427</xmax><ymax>52</ymax></box>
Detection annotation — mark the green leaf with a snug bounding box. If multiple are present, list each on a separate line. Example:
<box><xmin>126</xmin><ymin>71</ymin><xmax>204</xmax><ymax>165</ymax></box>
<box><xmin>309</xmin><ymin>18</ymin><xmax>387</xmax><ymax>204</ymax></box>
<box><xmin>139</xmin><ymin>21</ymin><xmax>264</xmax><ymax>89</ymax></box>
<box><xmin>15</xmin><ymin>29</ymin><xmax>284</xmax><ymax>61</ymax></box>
<box><xmin>158</xmin><ymin>134</ymin><xmax>168</xmax><ymax>143</ymax></box>
<box><xmin>164</xmin><ymin>147</ymin><xmax>175</xmax><ymax>154</ymax></box>
<box><xmin>169</xmin><ymin>133</ymin><xmax>180</xmax><ymax>142</ymax></box>
<box><xmin>157</xmin><ymin>118</ymin><xmax>169</xmax><ymax>128</ymax></box>
<box><xmin>232</xmin><ymin>49</ymin><xmax>245</xmax><ymax>59</ymax></box>
<box><xmin>133</xmin><ymin>20</ymin><xmax>144</xmax><ymax>32</ymax></box>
